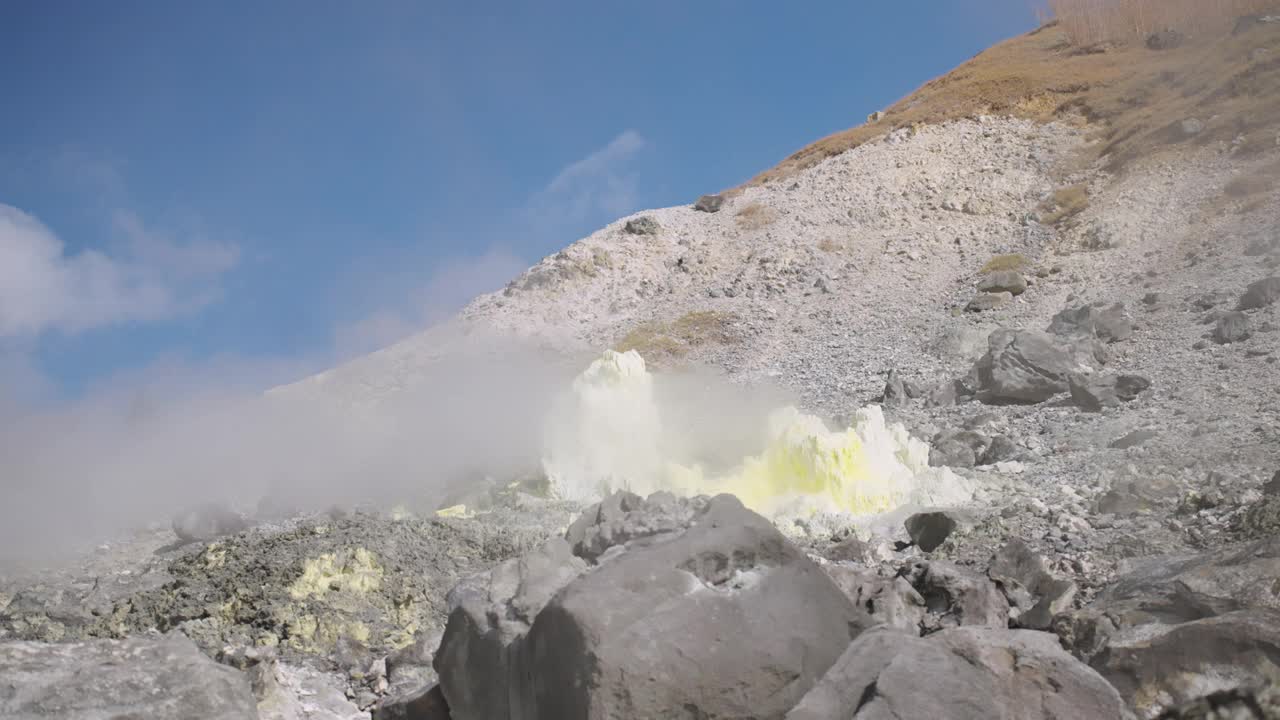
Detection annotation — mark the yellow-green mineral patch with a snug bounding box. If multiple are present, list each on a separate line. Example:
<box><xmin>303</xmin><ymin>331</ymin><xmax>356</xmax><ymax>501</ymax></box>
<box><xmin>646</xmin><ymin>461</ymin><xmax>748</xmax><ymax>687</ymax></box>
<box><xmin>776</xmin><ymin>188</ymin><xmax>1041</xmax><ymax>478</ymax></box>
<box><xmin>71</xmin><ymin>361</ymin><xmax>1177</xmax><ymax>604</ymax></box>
<box><xmin>203</xmin><ymin>543</ymin><xmax>227</xmax><ymax>570</ymax></box>
<box><xmin>288</xmin><ymin>547</ymin><xmax>384</xmax><ymax>600</ymax></box>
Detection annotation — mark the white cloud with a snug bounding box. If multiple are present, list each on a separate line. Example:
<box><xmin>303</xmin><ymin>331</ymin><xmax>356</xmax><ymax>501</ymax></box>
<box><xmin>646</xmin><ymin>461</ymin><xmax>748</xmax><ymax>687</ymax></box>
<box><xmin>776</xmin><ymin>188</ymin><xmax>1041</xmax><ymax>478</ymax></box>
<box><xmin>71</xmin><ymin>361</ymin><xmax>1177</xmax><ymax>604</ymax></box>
<box><xmin>0</xmin><ymin>203</ymin><xmax>239</xmax><ymax>338</ymax></box>
<box><xmin>528</xmin><ymin>129</ymin><xmax>648</xmax><ymax>226</ymax></box>
<box><xmin>334</xmin><ymin>246</ymin><xmax>527</xmax><ymax>358</ymax></box>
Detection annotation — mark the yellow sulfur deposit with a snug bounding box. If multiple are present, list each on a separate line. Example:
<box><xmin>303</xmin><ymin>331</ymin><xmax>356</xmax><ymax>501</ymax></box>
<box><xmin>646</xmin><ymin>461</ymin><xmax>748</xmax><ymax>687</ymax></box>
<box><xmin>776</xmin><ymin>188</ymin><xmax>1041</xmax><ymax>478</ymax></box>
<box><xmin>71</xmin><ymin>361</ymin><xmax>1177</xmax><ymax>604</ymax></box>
<box><xmin>288</xmin><ymin>548</ymin><xmax>384</xmax><ymax>600</ymax></box>
<box><xmin>542</xmin><ymin>350</ymin><xmax>971</xmax><ymax>519</ymax></box>
<box><xmin>434</xmin><ymin>504</ymin><xmax>474</xmax><ymax>519</ymax></box>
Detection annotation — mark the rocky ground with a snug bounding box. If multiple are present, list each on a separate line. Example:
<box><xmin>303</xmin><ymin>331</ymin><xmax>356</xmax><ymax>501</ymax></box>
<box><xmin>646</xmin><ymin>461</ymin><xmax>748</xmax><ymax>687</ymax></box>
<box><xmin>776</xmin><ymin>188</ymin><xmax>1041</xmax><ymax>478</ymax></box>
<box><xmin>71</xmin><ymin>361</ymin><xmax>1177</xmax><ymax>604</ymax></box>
<box><xmin>5</xmin><ymin>24</ymin><xmax>1280</xmax><ymax>720</ymax></box>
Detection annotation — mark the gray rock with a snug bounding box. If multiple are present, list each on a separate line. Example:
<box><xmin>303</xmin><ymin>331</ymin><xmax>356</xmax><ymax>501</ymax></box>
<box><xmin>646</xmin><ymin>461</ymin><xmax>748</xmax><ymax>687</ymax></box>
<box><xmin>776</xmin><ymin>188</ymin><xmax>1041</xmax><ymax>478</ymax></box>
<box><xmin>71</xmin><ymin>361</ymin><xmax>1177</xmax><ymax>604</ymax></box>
<box><xmin>1096</xmin><ymin>610</ymin><xmax>1280</xmax><ymax>719</ymax></box>
<box><xmin>1095</xmin><ymin>474</ymin><xmax>1180</xmax><ymax>515</ymax></box>
<box><xmin>975</xmin><ymin>329</ymin><xmax>1087</xmax><ymax>404</ymax></box>
<box><xmin>934</xmin><ymin>326</ymin><xmax>993</xmax><ymax>362</ymax></box>
<box><xmin>824</xmin><ymin>565</ymin><xmax>926</xmax><ymax>633</ymax></box>
<box><xmin>929</xmin><ymin>438</ymin><xmax>976</xmax><ymax>468</ymax></box>
<box><xmin>172</xmin><ymin>502</ymin><xmax>249</xmax><ymax>542</ymax></box>
<box><xmin>905</xmin><ymin>510</ymin><xmax>971</xmax><ymax>552</ymax></box>
<box><xmin>1048</xmin><ymin>303</ymin><xmax>1133</xmax><ymax>343</ymax></box>
<box><xmin>1181</xmin><ymin>118</ymin><xmax>1205</xmax><ymax>136</ymax></box>
<box><xmin>966</xmin><ymin>291</ymin><xmax>1012</xmax><ymax>312</ymax></box>
<box><xmin>1070</xmin><ymin>373</ymin><xmax>1151</xmax><ymax>411</ymax></box>
<box><xmin>987</xmin><ymin>539</ymin><xmax>1077</xmax><ymax>630</ymax></box>
<box><xmin>1265</xmin><ymin>469</ymin><xmax>1280</xmax><ymax>496</ymax></box>
<box><xmin>433</xmin><ymin>537</ymin><xmax>587</xmax><ymax>720</ymax></box>
<box><xmin>386</xmin><ymin>628</ymin><xmax>444</xmax><ymax>699</ymax></box>
<box><xmin>978</xmin><ymin>270</ymin><xmax>1029</xmax><ymax>296</ymax></box>
<box><xmin>564</xmin><ymin>490</ymin><xmax>700</xmax><ymax>562</ymax></box>
<box><xmin>980</xmin><ymin>434</ymin><xmax>1019</xmax><ymax>464</ymax></box>
<box><xmin>824</xmin><ymin>534</ymin><xmax>874</xmax><ymax>564</ymax></box>
<box><xmin>1062</xmin><ymin>536</ymin><xmax>1280</xmax><ymax>662</ymax></box>
<box><xmin>622</xmin><ymin>216</ymin><xmax>660</xmax><ymax>235</ymax></box>
<box><xmin>880</xmin><ymin>369</ymin><xmax>908</xmax><ymax>405</ymax></box>
<box><xmin>910</xmin><ymin>560</ymin><xmax>1010</xmax><ymax>630</ymax></box>
<box><xmin>250</xmin><ymin>660</ymin><xmax>366</xmax><ymax>720</ymax></box>
<box><xmin>694</xmin><ymin>194</ymin><xmax>724</xmax><ymax>213</ymax></box>
<box><xmin>1214</xmin><ymin>311</ymin><xmax>1252</xmax><ymax>344</ymax></box>
<box><xmin>374</xmin><ymin>684</ymin><xmax>451</xmax><ymax>720</ymax></box>
<box><xmin>1241</xmin><ymin>496</ymin><xmax>1280</xmax><ymax>537</ymax></box>
<box><xmin>1157</xmin><ymin>684</ymin><xmax>1280</xmax><ymax>719</ymax></box>
<box><xmin>1239</xmin><ymin>276</ymin><xmax>1280</xmax><ymax>310</ymax></box>
<box><xmin>0</xmin><ymin>633</ymin><xmax>257</xmax><ymax>719</ymax></box>
<box><xmin>518</xmin><ymin>494</ymin><xmax>865</xmax><ymax>720</ymax></box>
<box><xmin>925</xmin><ymin>379</ymin><xmax>971</xmax><ymax>408</ymax></box>
<box><xmin>786</xmin><ymin>626</ymin><xmax>1129</xmax><ymax>720</ymax></box>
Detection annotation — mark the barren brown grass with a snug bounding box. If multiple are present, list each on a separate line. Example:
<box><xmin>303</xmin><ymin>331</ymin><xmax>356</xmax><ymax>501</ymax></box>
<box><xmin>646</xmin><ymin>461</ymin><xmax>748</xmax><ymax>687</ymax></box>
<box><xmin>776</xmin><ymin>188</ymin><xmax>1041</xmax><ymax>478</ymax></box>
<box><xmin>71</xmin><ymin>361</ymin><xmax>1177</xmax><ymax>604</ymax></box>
<box><xmin>980</xmin><ymin>253</ymin><xmax>1033</xmax><ymax>273</ymax></box>
<box><xmin>734</xmin><ymin>202</ymin><xmax>777</xmax><ymax>231</ymax></box>
<box><xmin>616</xmin><ymin>310</ymin><xmax>741</xmax><ymax>366</ymax></box>
<box><xmin>1050</xmin><ymin>0</ymin><xmax>1274</xmax><ymax>45</ymax></box>
<box><xmin>1040</xmin><ymin>183</ymin><xmax>1091</xmax><ymax>226</ymax></box>
<box><xmin>739</xmin><ymin>2</ymin><xmax>1280</xmax><ymax>190</ymax></box>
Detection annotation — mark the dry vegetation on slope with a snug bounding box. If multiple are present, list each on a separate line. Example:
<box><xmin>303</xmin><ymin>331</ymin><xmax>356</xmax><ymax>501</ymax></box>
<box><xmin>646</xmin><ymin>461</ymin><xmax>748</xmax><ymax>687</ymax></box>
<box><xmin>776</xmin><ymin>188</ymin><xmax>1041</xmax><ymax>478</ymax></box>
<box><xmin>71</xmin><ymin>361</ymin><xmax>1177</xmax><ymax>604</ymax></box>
<box><xmin>744</xmin><ymin>1</ymin><xmax>1280</xmax><ymax>199</ymax></box>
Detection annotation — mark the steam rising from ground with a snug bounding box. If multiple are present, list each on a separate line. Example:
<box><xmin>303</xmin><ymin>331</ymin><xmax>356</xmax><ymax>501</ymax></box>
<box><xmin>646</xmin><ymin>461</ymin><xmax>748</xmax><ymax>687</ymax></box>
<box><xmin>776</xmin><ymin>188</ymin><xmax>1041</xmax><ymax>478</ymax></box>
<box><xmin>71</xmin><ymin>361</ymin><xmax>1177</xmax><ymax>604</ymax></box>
<box><xmin>1</xmin><ymin>332</ymin><xmax>971</xmax><ymax>573</ymax></box>
<box><xmin>0</xmin><ymin>330</ymin><xmax>791</xmax><ymax>572</ymax></box>
<box><xmin>0</xmin><ymin>328</ymin><xmax>568</xmax><ymax>571</ymax></box>
<box><xmin>541</xmin><ymin>350</ymin><xmax>974</xmax><ymax>523</ymax></box>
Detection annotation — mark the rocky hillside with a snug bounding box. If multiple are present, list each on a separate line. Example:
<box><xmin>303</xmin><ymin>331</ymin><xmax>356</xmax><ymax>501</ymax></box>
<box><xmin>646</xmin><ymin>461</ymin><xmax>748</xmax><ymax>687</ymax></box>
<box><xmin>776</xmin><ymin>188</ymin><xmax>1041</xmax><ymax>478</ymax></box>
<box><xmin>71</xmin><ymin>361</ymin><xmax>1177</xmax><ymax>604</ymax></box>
<box><xmin>5</xmin><ymin>13</ymin><xmax>1280</xmax><ymax>720</ymax></box>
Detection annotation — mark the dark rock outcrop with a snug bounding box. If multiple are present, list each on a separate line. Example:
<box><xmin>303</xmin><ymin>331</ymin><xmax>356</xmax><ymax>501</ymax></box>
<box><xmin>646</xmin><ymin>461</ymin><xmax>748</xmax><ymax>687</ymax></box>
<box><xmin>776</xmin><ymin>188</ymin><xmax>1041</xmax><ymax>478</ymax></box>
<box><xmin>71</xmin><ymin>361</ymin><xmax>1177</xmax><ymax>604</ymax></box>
<box><xmin>437</xmin><ymin>492</ymin><xmax>865</xmax><ymax>720</ymax></box>
<box><xmin>1239</xmin><ymin>276</ymin><xmax>1280</xmax><ymax>310</ymax></box>
<box><xmin>694</xmin><ymin>194</ymin><xmax>724</xmax><ymax>213</ymax></box>
<box><xmin>974</xmin><ymin>329</ymin><xmax>1098</xmax><ymax>404</ymax></box>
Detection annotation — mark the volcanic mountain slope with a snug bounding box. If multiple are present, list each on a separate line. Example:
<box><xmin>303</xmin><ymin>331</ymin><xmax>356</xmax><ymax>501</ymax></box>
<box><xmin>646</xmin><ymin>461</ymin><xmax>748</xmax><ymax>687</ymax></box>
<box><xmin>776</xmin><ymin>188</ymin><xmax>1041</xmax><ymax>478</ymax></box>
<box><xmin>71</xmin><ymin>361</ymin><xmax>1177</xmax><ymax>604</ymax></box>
<box><xmin>6</xmin><ymin>14</ymin><xmax>1280</xmax><ymax>720</ymax></box>
<box><xmin>270</xmin><ymin>12</ymin><xmax>1280</xmax><ymax>609</ymax></box>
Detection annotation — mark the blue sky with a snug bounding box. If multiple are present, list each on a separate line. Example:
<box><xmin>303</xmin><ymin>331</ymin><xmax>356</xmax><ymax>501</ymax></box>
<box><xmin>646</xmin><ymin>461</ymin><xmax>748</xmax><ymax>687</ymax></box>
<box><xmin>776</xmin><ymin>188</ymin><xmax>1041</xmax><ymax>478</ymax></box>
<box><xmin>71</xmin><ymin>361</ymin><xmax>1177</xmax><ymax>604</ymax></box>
<box><xmin>1</xmin><ymin>1</ymin><xmax>1039</xmax><ymax>401</ymax></box>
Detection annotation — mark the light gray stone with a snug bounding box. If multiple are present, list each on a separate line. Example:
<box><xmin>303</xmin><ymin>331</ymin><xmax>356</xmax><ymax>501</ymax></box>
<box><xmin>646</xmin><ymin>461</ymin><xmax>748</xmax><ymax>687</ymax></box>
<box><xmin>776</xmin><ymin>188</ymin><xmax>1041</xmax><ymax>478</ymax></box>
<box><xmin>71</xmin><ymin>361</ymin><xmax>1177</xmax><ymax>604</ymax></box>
<box><xmin>786</xmin><ymin>626</ymin><xmax>1129</xmax><ymax>720</ymax></box>
<box><xmin>0</xmin><ymin>633</ymin><xmax>257</xmax><ymax>720</ymax></box>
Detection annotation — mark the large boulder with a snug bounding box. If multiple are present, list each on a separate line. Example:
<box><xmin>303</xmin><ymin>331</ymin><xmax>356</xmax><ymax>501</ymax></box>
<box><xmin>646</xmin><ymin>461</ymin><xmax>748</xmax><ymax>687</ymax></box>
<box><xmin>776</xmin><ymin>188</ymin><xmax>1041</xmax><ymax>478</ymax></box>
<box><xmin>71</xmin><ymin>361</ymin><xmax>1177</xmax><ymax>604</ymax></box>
<box><xmin>822</xmin><ymin>564</ymin><xmax>926</xmax><ymax>633</ymax></box>
<box><xmin>785</xmin><ymin>626</ymin><xmax>1130</xmax><ymax>720</ymax></box>
<box><xmin>978</xmin><ymin>270</ymin><xmax>1029</xmax><ymax>296</ymax></box>
<box><xmin>1069</xmin><ymin>373</ymin><xmax>1152</xmax><ymax>411</ymax></box>
<box><xmin>1095</xmin><ymin>610</ymin><xmax>1280</xmax><ymax>719</ymax></box>
<box><xmin>433</xmin><ymin>537</ymin><xmax>587</xmax><ymax>720</ymax></box>
<box><xmin>1090</xmin><ymin>536</ymin><xmax>1280</xmax><ymax>628</ymax></box>
<box><xmin>436</xmin><ymin>492</ymin><xmax>866</xmax><ymax>720</ymax></box>
<box><xmin>694</xmin><ymin>194</ymin><xmax>725</xmax><ymax>213</ymax></box>
<box><xmin>1239</xmin><ymin>276</ymin><xmax>1280</xmax><ymax>310</ymax></box>
<box><xmin>1214</xmin><ymin>311</ymin><xmax>1252</xmax><ymax>344</ymax></box>
<box><xmin>1056</xmin><ymin>536</ymin><xmax>1280</xmax><ymax>715</ymax></box>
<box><xmin>987</xmin><ymin>539</ymin><xmax>1077</xmax><ymax>630</ymax></box>
<box><xmin>974</xmin><ymin>329</ymin><xmax>1099</xmax><ymax>404</ymax></box>
<box><xmin>520</xmin><ymin>494</ymin><xmax>865</xmax><ymax>719</ymax></box>
<box><xmin>908</xmin><ymin>560</ymin><xmax>1010</xmax><ymax>631</ymax></box>
<box><xmin>0</xmin><ymin>633</ymin><xmax>258</xmax><ymax>719</ymax></box>
<box><xmin>1048</xmin><ymin>302</ymin><xmax>1133</xmax><ymax>343</ymax></box>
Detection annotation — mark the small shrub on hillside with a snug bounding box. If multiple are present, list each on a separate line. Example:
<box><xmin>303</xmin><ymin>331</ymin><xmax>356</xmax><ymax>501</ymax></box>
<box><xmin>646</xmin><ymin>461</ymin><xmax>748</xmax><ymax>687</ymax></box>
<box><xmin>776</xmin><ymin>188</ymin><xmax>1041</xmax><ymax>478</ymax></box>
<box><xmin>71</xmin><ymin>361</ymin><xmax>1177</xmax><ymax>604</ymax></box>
<box><xmin>1040</xmin><ymin>184</ymin><xmax>1090</xmax><ymax>226</ymax></box>
<box><xmin>734</xmin><ymin>202</ymin><xmax>777</xmax><ymax>231</ymax></box>
<box><xmin>817</xmin><ymin>237</ymin><xmax>845</xmax><ymax>253</ymax></box>
<box><xmin>980</xmin><ymin>254</ymin><xmax>1032</xmax><ymax>274</ymax></box>
<box><xmin>615</xmin><ymin>311</ymin><xmax>740</xmax><ymax>365</ymax></box>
